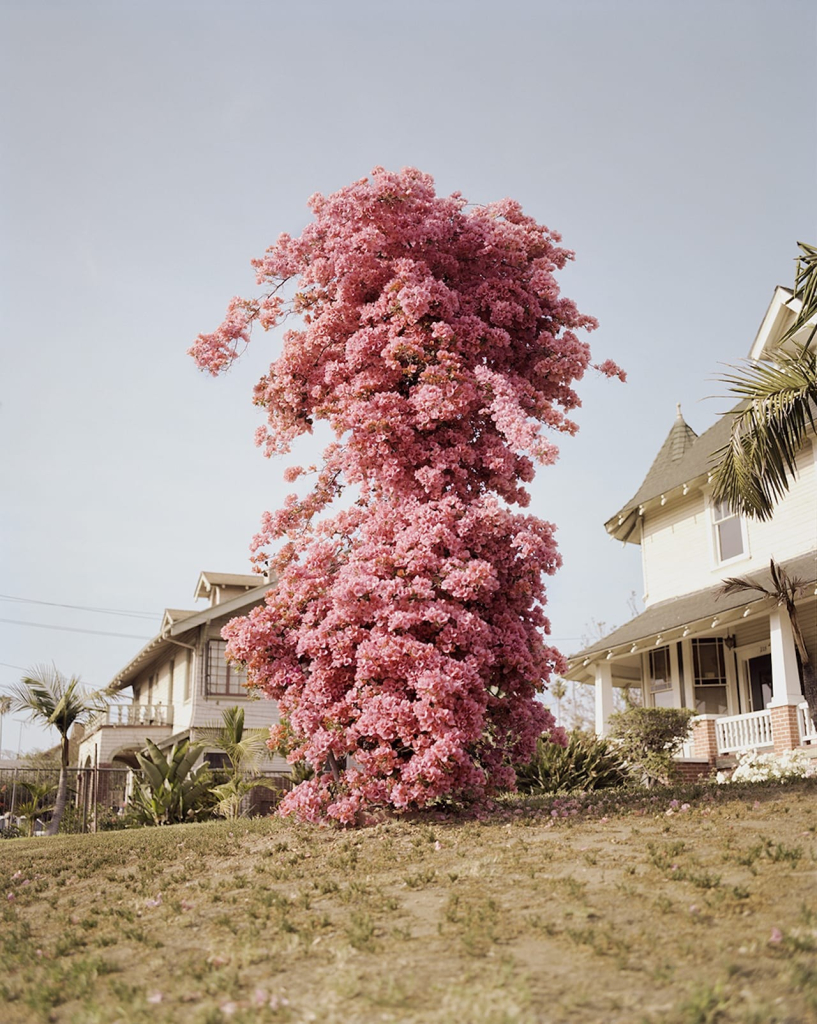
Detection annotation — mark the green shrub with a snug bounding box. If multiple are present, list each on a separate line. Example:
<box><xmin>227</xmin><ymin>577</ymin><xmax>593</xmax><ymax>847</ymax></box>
<box><xmin>608</xmin><ymin>706</ymin><xmax>695</xmax><ymax>786</ymax></box>
<box><xmin>516</xmin><ymin>731</ymin><xmax>630</xmax><ymax>794</ymax></box>
<box><xmin>130</xmin><ymin>738</ymin><xmax>214</xmax><ymax>826</ymax></box>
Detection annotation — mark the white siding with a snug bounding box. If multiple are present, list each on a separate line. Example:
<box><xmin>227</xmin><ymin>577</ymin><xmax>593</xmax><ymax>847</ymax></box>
<box><xmin>641</xmin><ymin>491</ymin><xmax>709</xmax><ymax>605</ymax></box>
<box><xmin>641</xmin><ymin>442</ymin><xmax>816</xmax><ymax>606</ymax></box>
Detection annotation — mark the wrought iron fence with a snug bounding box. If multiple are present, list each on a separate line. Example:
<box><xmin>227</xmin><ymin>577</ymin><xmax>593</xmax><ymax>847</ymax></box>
<box><xmin>0</xmin><ymin>765</ymin><xmax>294</xmax><ymax>835</ymax></box>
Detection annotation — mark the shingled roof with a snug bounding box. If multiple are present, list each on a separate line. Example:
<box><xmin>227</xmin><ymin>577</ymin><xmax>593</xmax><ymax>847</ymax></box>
<box><xmin>567</xmin><ymin>550</ymin><xmax>817</xmax><ymax>667</ymax></box>
<box><xmin>605</xmin><ymin>404</ymin><xmax>739</xmax><ymax>542</ymax></box>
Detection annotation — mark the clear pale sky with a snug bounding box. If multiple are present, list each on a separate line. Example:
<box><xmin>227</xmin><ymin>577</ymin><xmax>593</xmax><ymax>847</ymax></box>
<box><xmin>1</xmin><ymin>0</ymin><xmax>815</xmax><ymax>754</ymax></box>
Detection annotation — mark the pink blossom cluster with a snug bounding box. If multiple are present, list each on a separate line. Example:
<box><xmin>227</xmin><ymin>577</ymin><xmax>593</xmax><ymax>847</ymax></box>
<box><xmin>191</xmin><ymin>167</ymin><xmax>620</xmax><ymax>821</ymax></box>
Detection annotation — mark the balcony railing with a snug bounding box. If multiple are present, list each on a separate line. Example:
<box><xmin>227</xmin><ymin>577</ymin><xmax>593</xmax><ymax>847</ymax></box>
<box><xmin>715</xmin><ymin>709</ymin><xmax>773</xmax><ymax>754</ymax></box>
<box><xmin>798</xmin><ymin>702</ymin><xmax>817</xmax><ymax>744</ymax></box>
<box><xmin>86</xmin><ymin>704</ymin><xmax>173</xmax><ymax>734</ymax></box>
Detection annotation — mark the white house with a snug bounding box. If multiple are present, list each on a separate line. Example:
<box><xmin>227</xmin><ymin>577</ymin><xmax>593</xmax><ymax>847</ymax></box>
<box><xmin>77</xmin><ymin>571</ymin><xmax>290</xmax><ymax>778</ymax></box>
<box><xmin>566</xmin><ymin>287</ymin><xmax>817</xmax><ymax>766</ymax></box>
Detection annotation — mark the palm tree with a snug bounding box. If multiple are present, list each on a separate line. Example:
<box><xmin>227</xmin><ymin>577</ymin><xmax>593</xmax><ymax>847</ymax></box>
<box><xmin>0</xmin><ymin>695</ymin><xmax>11</xmax><ymax>758</ymax></box>
<box><xmin>711</xmin><ymin>241</ymin><xmax>817</xmax><ymax>521</ymax></box>
<box><xmin>197</xmin><ymin>706</ymin><xmax>273</xmax><ymax>820</ymax></box>
<box><xmin>720</xmin><ymin>560</ymin><xmax>817</xmax><ymax>730</ymax></box>
<box><xmin>8</xmin><ymin>667</ymin><xmax>109</xmax><ymax>836</ymax></box>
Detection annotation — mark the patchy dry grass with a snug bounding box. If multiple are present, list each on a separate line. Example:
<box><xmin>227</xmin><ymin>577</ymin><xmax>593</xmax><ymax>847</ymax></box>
<box><xmin>1</xmin><ymin>779</ymin><xmax>816</xmax><ymax>1024</ymax></box>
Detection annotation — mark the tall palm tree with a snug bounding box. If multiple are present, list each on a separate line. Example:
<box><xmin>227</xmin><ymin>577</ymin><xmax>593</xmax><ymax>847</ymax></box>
<box><xmin>711</xmin><ymin>242</ymin><xmax>817</xmax><ymax>521</ymax></box>
<box><xmin>720</xmin><ymin>560</ymin><xmax>817</xmax><ymax>730</ymax></box>
<box><xmin>0</xmin><ymin>695</ymin><xmax>11</xmax><ymax>758</ymax></box>
<box><xmin>8</xmin><ymin>667</ymin><xmax>109</xmax><ymax>836</ymax></box>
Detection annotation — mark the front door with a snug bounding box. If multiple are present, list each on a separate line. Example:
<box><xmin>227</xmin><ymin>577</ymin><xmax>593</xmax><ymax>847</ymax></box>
<box><xmin>748</xmin><ymin>654</ymin><xmax>773</xmax><ymax>712</ymax></box>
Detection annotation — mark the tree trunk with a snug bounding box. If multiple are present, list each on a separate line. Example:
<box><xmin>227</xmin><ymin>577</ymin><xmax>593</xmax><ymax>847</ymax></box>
<box><xmin>46</xmin><ymin>735</ymin><xmax>70</xmax><ymax>836</ymax></box>
<box><xmin>786</xmin><ymin>601</ymin><xmax>817</xmax><ymax>731</ymax></box>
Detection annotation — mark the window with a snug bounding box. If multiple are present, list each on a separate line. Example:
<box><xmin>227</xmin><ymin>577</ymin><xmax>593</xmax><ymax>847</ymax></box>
<box><xmin>712</xmin><ymin>501</ymin><xmax>744</xmax><ymax>562</ymax></box>
<box><xmin>205</xmin><ymin>640</ymin><xmax>247</xmax><ymax>696</ymax></box>
<box><xmin>692</xmin><ymin>638</ymin><xmax>728</xmax><ymax>714</ymax></box>
<box><xmin>649</xmin><ymin>647</ymin><xmax>674</xmax><ymax>708</ymax></box>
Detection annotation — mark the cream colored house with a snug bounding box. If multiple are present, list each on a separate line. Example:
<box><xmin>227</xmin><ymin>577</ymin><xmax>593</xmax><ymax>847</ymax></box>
<box><xmin>77</xmin><ymin>572</ymin><xmax>289</xmax><ymax>776</ymax></box>
<box><xmin>566</xmin><ymin>287</ymin><xmax>817</xmax><ymax>764</ymax></box>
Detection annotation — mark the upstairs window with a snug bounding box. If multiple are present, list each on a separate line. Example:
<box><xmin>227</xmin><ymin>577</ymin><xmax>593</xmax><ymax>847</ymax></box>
<box><xmin>712</xmin><ymin>501</ymin><xmax>744</xmax><ymax>562</ymax></box>
<box><xmin>205</xmin><ymin>639</ymin><xmax>247</xmax><ymax>697</ymax></box>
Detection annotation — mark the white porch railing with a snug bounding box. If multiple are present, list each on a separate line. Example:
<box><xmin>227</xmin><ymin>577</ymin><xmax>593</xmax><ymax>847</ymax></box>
<box><xmin>715</xmin><ymin>709</ymin><xmax>773</xmax><ymax>754</ymax></box>
<box><xmin>87</xmin><ymin>704</ymin><xmax>172</xmax><ymax>733</ymax></box>
<box><xmin>798</xmin><ymin>702</ymin><xmax>817</xmax><ymax>744</ymax></box>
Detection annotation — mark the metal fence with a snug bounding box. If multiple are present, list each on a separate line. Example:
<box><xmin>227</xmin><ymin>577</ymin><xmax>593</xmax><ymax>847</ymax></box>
<box><xmin>0</xmin><ymin>766</ymin><xmax>294</xmax><ymax>834</ymax></box>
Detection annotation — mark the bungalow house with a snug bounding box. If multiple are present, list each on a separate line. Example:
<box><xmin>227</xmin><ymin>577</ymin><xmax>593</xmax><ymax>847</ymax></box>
<box><xmin>565</xmin><ymin>287</ymin><xmax>817</xmax><ymax>768</ymax></box>
<box><xmin>77</xmin><ymin>572</ymin><xmax>290</xmax><ymax>784</ymax></box>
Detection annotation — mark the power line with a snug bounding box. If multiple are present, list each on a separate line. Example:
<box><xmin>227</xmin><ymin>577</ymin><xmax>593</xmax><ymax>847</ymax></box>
<box><xmin>0</xmin><ymin>594</ymin><xmax>158</xmax><ymax>621</ymax></box>
<box><xmin>0</xmin><ymin>618</ymin><xmax>153</xmax><ymax>640</ymax></box>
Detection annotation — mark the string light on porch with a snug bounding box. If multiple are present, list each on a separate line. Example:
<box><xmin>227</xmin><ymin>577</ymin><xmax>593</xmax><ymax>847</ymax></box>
<box><xmin>630</xmin><ymin>643</ymin><xmax>638</xmax><ymax>654</ymax></box>
<box><xmin>682</xmin><ymin>627</ymin><xmax>690</xmax><ymax>637</ymax></box>
<box><xmin>711</xmin><ymin>618</ymin><xmax>720</xmax><ymax>628</ymax></box>
<box><xmin>606</xmin><ymin>650</ymin><xmax>613</xmax><ymax>660</ymax></box>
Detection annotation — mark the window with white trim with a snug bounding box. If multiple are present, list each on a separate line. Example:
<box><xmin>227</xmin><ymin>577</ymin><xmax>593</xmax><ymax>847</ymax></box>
<box><xmin>649</xmin><ymin>647</ymin><xmax>674</xmax><ymax>708</ymax></box>
<box><xmin>712</xmin><ymin>500</ymin><xmax>744</xmax><ymax>562</ymax></box>
<box><xmin>692</xmin><ymin>638</ymin><xmax>728</xmax><ymax>715</ymax></box>
<box><xmin>205</xmin><ymin>639</ymin><xmax>247</xmax><ymax>697</ymax></box>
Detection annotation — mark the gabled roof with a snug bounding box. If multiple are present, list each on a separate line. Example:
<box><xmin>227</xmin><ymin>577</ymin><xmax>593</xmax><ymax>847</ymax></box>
<box><xmin>109</xmin><ymin>575</ymin><xmax>272</xmax><ymax>690</ymax></box>
<box><xmin>194</xmin><ymin>571</ymin><xmax>261</xmax><ymax>601</ymax></box>
<box><xmin>566</xmin><ymin>550</ymin><xmax>817</xmax><ymax>671</ymax></box>
<box><xmin>160</xmin><ymin>609</ymin><xmax>197</xmax><ymax>631</ymax></box>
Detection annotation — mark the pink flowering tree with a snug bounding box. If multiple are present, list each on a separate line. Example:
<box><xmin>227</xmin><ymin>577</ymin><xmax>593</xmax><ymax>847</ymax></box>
<box><xmin>191</xmin><ymin>167</ymin><xmax>623</xmax><ymax>823</ymax></box>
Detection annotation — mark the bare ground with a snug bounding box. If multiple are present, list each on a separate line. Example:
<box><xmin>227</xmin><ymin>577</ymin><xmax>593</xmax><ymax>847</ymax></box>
<box><xmin>1</xmin><ymin>779</ymin><xmax>816</xmax><ymax>1024</ymax></box>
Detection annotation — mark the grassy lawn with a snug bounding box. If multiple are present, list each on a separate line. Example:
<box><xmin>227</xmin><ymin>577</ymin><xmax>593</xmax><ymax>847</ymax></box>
<box><xmin>2</xmin><ymin>779</ymin><xmax>816</xmax><ymax>1024</ymax></box>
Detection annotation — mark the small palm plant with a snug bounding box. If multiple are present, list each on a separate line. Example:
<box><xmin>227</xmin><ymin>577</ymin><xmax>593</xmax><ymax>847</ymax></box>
<box><xmin>130</xmin><ymin>738</ymin><xmax>212</xmax><ymax>826</ymax></box>
<box><xmin>198</xmin><ymin>707</ymin><xmax>276</xmax><ymax>819</ymax></box>
<box><xmin>15</xmin><ymin>779</ymin><xmax>55</xmax><ymax>836</ymax></box>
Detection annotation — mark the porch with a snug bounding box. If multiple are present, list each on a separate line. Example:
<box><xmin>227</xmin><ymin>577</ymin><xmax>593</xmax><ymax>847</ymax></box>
<box><xmin>686</xmin><ymin>701</ymin><xmax>817</xmax><ymax>762</ymax></box>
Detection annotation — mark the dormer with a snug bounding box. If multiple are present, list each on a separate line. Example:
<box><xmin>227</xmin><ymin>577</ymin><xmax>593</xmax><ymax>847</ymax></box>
<box><xmin>194</xmin><ymin>571</ymin><xmax>262</xmax><ymax>608</ymax></box>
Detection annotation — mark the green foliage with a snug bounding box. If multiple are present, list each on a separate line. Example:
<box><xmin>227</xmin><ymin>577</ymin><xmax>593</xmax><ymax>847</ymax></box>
<box><xmin>199</xmin><ymin>706</ymin><xmax>280</xmax><ymax>820</ymax></box>
<box><xmin>515</xmin><ymin>731</ymin><xmax>630</xmax><ymax>794</ymax></box>
<box><xmin>130</xmin><ymin>739</ymin><xmax>213</xmax><ymax>826</ymax></box>
<box><xmin>608</xmin><ymin>706</ymin><xmax>696</xmax><ymax>785</ymax></box>
<box><xmin>9</xmin><ymin>665</ymin><xmax>111</xmax><ymax>835</ymax></box>
<box><xmin>57</xmin><ymin>804</ymin><xmax>131</xmax><ymax>834</ymax></box>
<box><xmin>198</xmin><ymin>706</ymin><xmax>269</xmax><ymax>776</ymax></box>
<box><xmin>14</xmin><ymin>779</ymin><xmax>54</xmax><ymax>836</ymax></box>
<box><xmin>0</xmin><ymin>824</ymin><xmax>22</xmax><ymax>839</ymax></box>
<box><xmin>711</xmin><ymin>241</ymin><xmax>817</xmax><ymax>522</ymax></box>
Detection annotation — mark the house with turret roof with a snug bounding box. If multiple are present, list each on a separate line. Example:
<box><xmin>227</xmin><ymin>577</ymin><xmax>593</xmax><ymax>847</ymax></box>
<box><xmin>566</xmin><ymin>286</ymin><xmax>817</xmax><ymax>767</ymax></box>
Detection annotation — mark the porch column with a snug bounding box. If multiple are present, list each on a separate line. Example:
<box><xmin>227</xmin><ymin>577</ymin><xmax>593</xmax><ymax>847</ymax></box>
<box><xmin>769</xmin><ymin>607</ymin><xmax>802</xmax><ymax>752</ymax></box>
<box><xmin>769</xmin><ymin>608</ymin><xmax>802</xmax><ymax>706</ymax></box>
<box><xmin>594</xmin><ymin>661</ymin><xmax>615</xmax><ymax>737</ymax></box>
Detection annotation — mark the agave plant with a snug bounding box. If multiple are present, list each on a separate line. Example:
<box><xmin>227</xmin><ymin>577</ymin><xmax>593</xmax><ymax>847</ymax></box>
<box><xmin>130</xmin><ymin>738</ymin><xmax>212</xmax><ymax>826</ymax></box>
<box><xmin>516</xmin><ymin>731</ymin><xmax>630</xmax><ymax>794</ymax></box>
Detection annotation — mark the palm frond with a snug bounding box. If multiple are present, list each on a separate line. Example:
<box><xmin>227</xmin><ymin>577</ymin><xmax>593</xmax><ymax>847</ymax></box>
<box><xmin>710</xmin><ymin>342</ymin><xmax>817</xmax><ymax>520</ymax></box>
<box><xmin>718</xmin><ymin>575</ymin><xmax>772</xmax><ymax>599</ymax></box>
<box><xmin>781</xmin><ymin>241</ymin><xmax>817</xmax><ymax>347</ymax></box>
